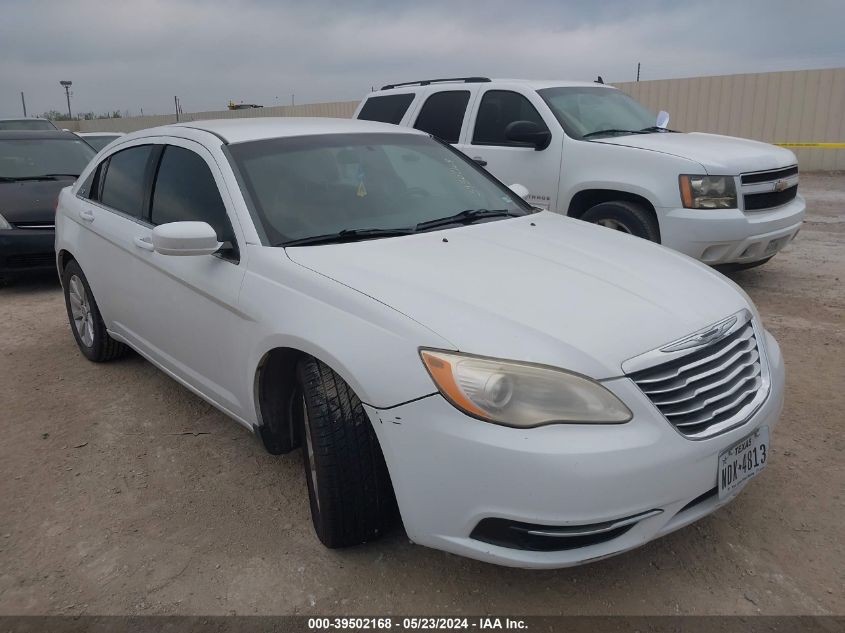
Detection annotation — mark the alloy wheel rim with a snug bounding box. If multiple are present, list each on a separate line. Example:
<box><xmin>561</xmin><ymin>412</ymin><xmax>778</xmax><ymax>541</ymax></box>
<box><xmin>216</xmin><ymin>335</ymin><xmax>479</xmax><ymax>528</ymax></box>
<box><xmin>302</xmin><ymin>394</ymin><xmax>321</xmax><ymax>514</ymax></box>
<box><xmin>68</xmin><ymin>275</ymin><xmax>94</xmax><ymax>347</ymax></box>
<box><xmin>597</xmin><ymin>218</ymin><xmax>633</xmax><ymax>234</ymax></box>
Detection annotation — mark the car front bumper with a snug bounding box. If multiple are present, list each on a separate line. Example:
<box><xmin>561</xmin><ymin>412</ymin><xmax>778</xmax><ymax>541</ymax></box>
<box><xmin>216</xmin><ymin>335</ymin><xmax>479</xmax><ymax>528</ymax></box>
<box><xmin>658</xmin><ymin>195</ymin><xmax>805</xmax><ymax>265</ymax></box>
<box><xmin>0</xmin><ymin>228</ymin><xmax>56</xmax><ymax>275</ymax></box>
<box><xmin>365</xmin><ymin>332</ymin><xmax>784</xmax><ymax>568</ymax></box>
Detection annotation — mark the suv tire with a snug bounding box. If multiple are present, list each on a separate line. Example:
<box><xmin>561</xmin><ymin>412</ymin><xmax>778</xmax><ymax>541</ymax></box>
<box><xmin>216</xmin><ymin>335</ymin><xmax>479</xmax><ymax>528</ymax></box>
<box><xmin>582</xmin><ymin>201</ymin><xmax>660</xmax><ymax>242</ymax></box>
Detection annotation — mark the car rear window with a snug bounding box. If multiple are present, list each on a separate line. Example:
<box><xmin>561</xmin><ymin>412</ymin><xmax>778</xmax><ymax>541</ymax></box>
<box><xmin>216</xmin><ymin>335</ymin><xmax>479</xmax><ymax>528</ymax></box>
<box><xmin>357</xmin><ymin>94</ymin><xmax>415</xmax><ymax>124</ymax></box>
<box><xmin>413</xmin><ymin>91</ymin><xmax>470</xmax><ymax>144</ymax></box>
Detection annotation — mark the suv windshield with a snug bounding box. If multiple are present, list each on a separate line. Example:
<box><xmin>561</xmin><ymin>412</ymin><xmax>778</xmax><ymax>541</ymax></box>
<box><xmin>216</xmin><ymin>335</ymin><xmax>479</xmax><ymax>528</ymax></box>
<box><xmin>0</xmin><ymin>138</ymin><xmax>95</xmax><ymax>179</ymax></box>
<box><xmin>537</xmin><ymin>87</ymin><xmax>657</xmax><ymax>140</ymax></box>
<box><xmin>227</xmin><ymin>133</ymin><xmax>532</xmax><ymax>246</ymax></box>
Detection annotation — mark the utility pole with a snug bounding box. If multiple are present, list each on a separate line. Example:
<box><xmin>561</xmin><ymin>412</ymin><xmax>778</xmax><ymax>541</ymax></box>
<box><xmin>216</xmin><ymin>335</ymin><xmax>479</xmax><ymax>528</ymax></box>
<box><xmin>60</xmin><ymin>80</ymin><xmax>73</xmax><ymax>118</ymax></box>
<box><xmin>291</xmin><ymin>93</ymin><xmax>295</xmax><ymax>107</ymax></box>
<box><xmin>636</xmin><ymin>63</ymin><xmax>641</xmax><ymax>82</ymax></box>
<box><xmin>174</xmin><ymin>96</ymin><xmax>180</xmax><ymax>122</ymax></box>
<box><xmin>20</xmin><ymin>92</ymin><xmax>27</xmax><ymax>117</ymax></box>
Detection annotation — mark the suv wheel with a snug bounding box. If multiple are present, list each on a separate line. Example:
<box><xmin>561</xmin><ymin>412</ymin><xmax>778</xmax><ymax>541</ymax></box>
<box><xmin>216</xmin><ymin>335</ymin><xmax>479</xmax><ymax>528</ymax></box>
<box><xmin>62</xmin><ymin>260</ymin><xmax>128</xmax><ymax>362</ymax></box>
<box><xmin>582</xmin><ymin>200</ymin><xmax>660</xmax><ymax>242</ymax></box>
<box><xmin>296</xmin><ymin>356</ymin><xmax>396</xmax><ymax>548</ymax></box>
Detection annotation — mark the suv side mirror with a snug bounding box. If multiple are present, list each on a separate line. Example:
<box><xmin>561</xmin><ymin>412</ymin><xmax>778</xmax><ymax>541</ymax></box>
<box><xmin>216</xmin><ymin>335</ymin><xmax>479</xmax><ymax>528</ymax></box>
<box><xmin>152</xmin><ymin>221</ymin><xmax>221</xmax><ymax>256</ymax></box>
<box><xmin>504</xmin><ymin>120</ymin><xmax>552</xmax><ymax>150</ymax></box>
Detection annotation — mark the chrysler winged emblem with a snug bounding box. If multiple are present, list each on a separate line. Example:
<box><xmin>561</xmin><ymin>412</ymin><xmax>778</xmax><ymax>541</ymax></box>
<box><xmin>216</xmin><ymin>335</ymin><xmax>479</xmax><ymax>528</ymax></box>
<box><xmin>661</xmin><ymin>315</ymin><xmax>738</xmax><ymax>353</ymax></box>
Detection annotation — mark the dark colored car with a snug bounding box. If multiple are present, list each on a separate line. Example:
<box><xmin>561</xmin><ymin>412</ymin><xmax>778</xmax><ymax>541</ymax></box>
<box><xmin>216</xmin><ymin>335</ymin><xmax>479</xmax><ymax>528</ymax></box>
<box><xmin>0</xmin><ymin>118</ymin><xmax>59</xmax><ymax>131</ymax></box>
<box><xmin>0</xmin><ymin>130</ymin><xmax>96</xmax><ymax>279</ymax></box>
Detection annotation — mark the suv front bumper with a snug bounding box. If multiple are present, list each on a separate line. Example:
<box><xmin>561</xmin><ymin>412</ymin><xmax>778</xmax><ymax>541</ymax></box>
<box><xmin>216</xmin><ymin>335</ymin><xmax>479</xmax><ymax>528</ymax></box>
<box><xmin>658</xmin><ymin>194</ymin><xmax>805</xmax><ymax>265</ymax></box>
<box><xmin>0</xmin><ymin>228</ymin><xmax>57</xmax><ymax>276</ymax></box>
<box><xmin>365</xmin><ymin>332</ymin><xmax>784</xmax><ymax>568</ymax></box>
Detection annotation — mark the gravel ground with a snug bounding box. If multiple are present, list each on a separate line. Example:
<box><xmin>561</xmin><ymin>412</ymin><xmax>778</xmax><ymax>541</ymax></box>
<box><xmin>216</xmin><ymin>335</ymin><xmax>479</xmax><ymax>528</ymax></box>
<box><xmin>0</xmin><ymin>173</ymin><xmax>842</xmax><ymax>616</ymax></box>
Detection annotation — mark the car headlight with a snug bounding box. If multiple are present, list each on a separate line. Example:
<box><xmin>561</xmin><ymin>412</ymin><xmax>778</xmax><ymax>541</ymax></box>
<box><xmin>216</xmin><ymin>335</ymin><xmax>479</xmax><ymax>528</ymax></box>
<box><xmin>679</xmin><ymin>175</ymin><xmax>737</xmax><ymax>209</ymax></box>
<box><xmin>420</xmin><ymin>349</ymin><xmax>632</xmax><ymax>427</ymax></box>
<box><xmin>0</xmin><ymin>213</ymin><xmax>11</xmax><ymax>230</ymax></box>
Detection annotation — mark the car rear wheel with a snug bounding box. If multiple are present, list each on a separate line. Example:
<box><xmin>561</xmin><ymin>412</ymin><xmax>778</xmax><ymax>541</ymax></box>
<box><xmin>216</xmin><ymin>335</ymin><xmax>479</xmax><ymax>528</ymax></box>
<box><xmin>296</xmin><ymin>356</ymin><xmax>396</xmax><ymax>548</ymax></box>
<box><xmin>582</xmin><ymin>201</ymin><xmax>660</xmax><ymax>242</ymax></box>
<box><xmin>62</xmin><ymin>260</ymin><xmax>128</xmax><ymax>362</ymax></box>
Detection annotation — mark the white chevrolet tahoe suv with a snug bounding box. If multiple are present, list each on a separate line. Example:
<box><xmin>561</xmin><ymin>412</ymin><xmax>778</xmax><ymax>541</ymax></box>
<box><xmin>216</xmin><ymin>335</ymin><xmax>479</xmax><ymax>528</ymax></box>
<box><xmin>355</xmin><ymin>77</ymin><xmax>805</xmax><ymax>268</ymax></box>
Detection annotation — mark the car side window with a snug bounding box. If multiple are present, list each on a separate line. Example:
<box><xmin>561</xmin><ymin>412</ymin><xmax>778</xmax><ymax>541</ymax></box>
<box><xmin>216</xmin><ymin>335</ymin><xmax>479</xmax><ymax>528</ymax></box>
<box><xmin>357</xmin><ymin>94</ymin><xmax>415</xmax><ymax>124</ymax></box>
<box><xmin>150</xmin><ymin>145</ymin><xmax>237</xmax><ymax>258</ymax></box>
<box><xmin>99</xmin><ymin>145</ymin><xmax>155</xmax><ymax>218</ymax></box>
<box><xmin>413</xmin><ymin>91</ymin><xmax>471</xmax><ymax>144</ymax></box>
<box><xmin>472</xmin><ymin>90</ymin><xmax>549</xmax><ymax>146</ymax></box>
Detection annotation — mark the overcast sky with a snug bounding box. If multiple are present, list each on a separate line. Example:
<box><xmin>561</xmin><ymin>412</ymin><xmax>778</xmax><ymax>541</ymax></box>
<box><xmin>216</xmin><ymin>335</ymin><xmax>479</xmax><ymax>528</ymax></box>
<box><xmin>2</xmin><ymin>0</ymin><xmax>843</xmax><ymax>118</ymax></box>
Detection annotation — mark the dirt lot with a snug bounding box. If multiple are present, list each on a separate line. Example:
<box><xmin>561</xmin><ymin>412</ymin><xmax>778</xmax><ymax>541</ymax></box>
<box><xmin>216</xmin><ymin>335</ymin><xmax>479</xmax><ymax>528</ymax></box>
<box><xmin>0</xmin><ymin>173</ymin><xmax>843</xmax><ymax>616</ymax></box>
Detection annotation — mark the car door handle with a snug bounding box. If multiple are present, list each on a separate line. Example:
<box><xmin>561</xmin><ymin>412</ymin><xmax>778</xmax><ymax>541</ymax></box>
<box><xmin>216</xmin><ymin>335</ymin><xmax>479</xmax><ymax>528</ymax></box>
<box><xmin>79</xmin><ymin>208</ymin><xmax>95</xmax><ymax>222</ymax></box>
<box><xmin>133</xmin><ymin>236</ymin><xmax>155</xmax><ymax>252</ymax></box>
<box><xmin>472</xmin><ymin>156</ymin><xmax>488</xmax><ymax>167</ymax></box>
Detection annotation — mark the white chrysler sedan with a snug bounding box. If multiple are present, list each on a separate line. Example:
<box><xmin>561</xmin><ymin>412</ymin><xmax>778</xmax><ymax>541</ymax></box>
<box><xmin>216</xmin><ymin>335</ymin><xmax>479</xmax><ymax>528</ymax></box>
<box><xmin>55</xmin><ymin>118</ymin><xmax>784</xmax><ymax>568</ymax></box>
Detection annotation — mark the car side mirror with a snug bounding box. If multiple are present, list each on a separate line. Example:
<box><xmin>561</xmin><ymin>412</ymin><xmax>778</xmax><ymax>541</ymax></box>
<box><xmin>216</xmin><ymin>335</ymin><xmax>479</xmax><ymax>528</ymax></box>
<box><xmin>509</xmin><ymin>183</ymin><xmax>530</xmax><ymax>200</ymax></box>
<box><xmin>152</xmin><ymin>221</ymin><xmax>221</xmax><ymax>256</ymax></box>
<box><xmin>504</xmin><ymin>120</ymin><xmax>552</xmax><ymax>150</ymax></box>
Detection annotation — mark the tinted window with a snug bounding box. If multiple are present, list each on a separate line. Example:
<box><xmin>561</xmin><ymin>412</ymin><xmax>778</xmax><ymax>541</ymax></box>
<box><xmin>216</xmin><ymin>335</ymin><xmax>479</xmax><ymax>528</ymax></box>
<box><xmin>151</xmin><ymin>146</ymin><xmax>234</xmax><ymax>245</ymax></box>
<box><xmin>0</xmin><ymin>119</ymin><xmax>57</xmax><ymax>131</ymax></box>
<box><xmin>413</xmin><ymin>91</ymin><xmax>470</xmax><ymax>143</ymax></box>
<box><xmin>0</xmin><ymin>138</ymin><xmax>95</xmax><ymax>179</ymax></box>
<box><xmin>472</xmin><ymin>91</ymin><xmax>548</xmax><ymax>146</ymax></box>
<box><xmin>357</xmin><ymin>94</ymin><xmax>415</xmax><ymax>124</ymax></box>
<box><xmin>100</xmin><ymin>145</ymin><xmax>154</xmax><ymax>218</ymax></box>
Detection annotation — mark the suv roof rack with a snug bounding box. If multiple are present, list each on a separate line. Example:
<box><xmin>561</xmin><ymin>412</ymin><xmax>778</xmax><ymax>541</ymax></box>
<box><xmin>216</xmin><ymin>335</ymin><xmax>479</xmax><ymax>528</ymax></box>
<box><xmin>380</xmin><ymin>77</ymin><xmax>491</xmax><ymax>90</ymax></box>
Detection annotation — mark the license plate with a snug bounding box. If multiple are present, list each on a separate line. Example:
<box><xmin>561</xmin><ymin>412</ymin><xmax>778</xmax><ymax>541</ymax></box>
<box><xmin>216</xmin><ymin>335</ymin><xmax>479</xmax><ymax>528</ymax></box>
<box><xmin>718</xmin><ymin>426</ymin><xmax>769</xmax><ymax>500</ymax></box>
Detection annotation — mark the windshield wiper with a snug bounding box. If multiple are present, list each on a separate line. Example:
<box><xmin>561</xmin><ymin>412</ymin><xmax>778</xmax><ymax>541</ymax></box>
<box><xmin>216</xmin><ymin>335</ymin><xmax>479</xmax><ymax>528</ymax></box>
<box><xmin>281</xmin><ymin>227</ymin><xmax>417</xmax><ymax>247</ymax></box>
<box><xmin>0</xmin><ymin>174</ymin><xmax>79</xmax><ymax>182</ymax></box>
<box><xmin>415</xmin><ymin>208</ymin><xmax>527</xmax><ymax>232</ymax></box>
<box><xmin>582</xmin><ymin>129</ymin><xmax>647</xmax><ymax>139</ymax></box>
<box><xmin>638</xmin><ymin>126</ymin><xmax>677</xmax><ymax>133</ymax></box>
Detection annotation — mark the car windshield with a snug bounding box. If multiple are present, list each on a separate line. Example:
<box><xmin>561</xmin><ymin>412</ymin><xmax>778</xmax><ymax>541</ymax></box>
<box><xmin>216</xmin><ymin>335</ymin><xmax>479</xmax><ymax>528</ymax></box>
<box><xmin>82</xmin><ymin>135</ymin><xmax>120</xmax><ymax>151</ymax></box>
<box><xmin>0</xmin><ymin>138</ymin><xmax>95</xmax><ymax>179</ymax></box>
<box><xmin>0</xmin><ymin>119</ymin><xmax>57</xmax><ymax>131</ymax></box>
<box><xmin>227</xmin><ymin>133</ymin><xmax>531</xmax><ymax>245</ymax></box>
<box><xmin>537</xmin><ymin>87</ymin><xmax>657</xmax><ymax>140</ymax></box>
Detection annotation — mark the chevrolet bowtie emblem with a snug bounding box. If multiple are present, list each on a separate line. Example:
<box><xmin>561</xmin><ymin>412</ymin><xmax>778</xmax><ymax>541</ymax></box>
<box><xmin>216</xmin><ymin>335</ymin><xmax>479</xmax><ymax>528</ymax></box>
<box><xmin>661</xmin><ymin>315</ymin><xmax>738</xmax><ymax>353</ymax></box>
<box><xmin>773</xmin><ymin>179</ymin><xmax>789</xmax><ymax>192</ymax></box>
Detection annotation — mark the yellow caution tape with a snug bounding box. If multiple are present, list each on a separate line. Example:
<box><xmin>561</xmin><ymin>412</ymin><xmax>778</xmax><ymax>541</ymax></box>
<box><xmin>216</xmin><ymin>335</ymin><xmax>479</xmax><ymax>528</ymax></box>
<box><xmin>775</xmin><ymin>142</ymin><xmax>845</xmax><ymax>149</ymax></box>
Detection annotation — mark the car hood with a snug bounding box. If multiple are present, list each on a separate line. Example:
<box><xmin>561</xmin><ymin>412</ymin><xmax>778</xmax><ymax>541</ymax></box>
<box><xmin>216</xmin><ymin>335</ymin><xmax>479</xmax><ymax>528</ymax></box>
<box><xmin>593</xmin><ymin>132</ymin><xmax>797</xmax><ymax>174</ymax></box>
<box><xmin>0</xmin><ymin>179</ymin><xmax>74</xmax><ymax>224</ymax></box>
<box><xmin>285</xmin><ymin>213</ymin><xmax>750</xmax><ymax>378</ymax></box>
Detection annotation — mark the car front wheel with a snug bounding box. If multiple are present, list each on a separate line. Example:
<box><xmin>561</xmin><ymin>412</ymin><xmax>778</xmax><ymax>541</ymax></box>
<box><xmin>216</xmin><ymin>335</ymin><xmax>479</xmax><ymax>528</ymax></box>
<box><xmin>296</xmin><ymin>356</ymin><xmax>396</xmax><ymax>548</ymax></box>
<box><xmin>581</xmin><ymin>200</ymin><xmax>660</xmax><ymax>242</ymax></box>
<box><xmin>62</xmin><ymin>260</ymin><xmax>128</xmax><ymax>362</ymax></box>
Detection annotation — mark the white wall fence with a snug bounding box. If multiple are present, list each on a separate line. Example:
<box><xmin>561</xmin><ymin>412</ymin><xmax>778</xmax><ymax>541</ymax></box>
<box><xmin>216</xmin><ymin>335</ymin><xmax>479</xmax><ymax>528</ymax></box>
<box><xmin>59</xmin><ymin>68</ymin><xmax>844</xmax><ymax>171</ymax></box>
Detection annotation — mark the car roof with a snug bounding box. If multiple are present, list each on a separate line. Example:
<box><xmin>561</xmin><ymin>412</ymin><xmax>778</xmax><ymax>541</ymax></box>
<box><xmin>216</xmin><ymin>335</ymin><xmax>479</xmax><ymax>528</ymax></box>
<box><xmin>0</xmin><ymin>117</ymin><xmax>54</xmax><ymax>122</ymax></box>
<box><xmin>0</xmin><ymin>129</ymin><xmax>86</xmax><ymax>141</ymax></box>
<box><xmin>373</xmin><ymin>78</ymin><xmax>616</xmax><ymax>95</ymax></box>
<box><xmin>125</xmin><ymin>117</ymin><xmax>427</xmax><ymax>145</ymax></box>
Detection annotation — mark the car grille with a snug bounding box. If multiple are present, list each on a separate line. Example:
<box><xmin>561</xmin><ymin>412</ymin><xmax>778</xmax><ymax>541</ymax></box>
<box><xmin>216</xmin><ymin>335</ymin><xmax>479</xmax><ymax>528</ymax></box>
<box><xmin>628</xmin><ymin>314</ymin><xmax>768</xmax><ymax>439</ymax></box>
<box><xmin>11</xmin><ymin>221</ymin><xmax>55</xmax><ymax>230</ymax></box>
<box><xmin>4</xmin><ymin>253</ymin><xmax>56</xmax><ymax>269</ymax></box>
<box><xmin>741</xmin><ymin>165</ymin><xmax>799</xmax><ymax>212</ymax></box>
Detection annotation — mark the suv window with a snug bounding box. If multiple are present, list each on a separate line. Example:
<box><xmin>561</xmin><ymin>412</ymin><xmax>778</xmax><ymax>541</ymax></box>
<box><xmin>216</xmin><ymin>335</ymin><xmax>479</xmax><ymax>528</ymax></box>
<box><xmin>413</xmin><ymin>91</ymin><xmax>470</xmax><ymax>144</ymax></box>
<box><xmin>357</xmin><ymin>94</ymin><xmax>415</xmax><ymax>124</ymax></box>
<box><xmin>472</xmin><ymin>90</ymin><xmax>549</xmax><ymax>146</ymax></box>
<box><xmin>151</xmin><ymin>145</ymin><xmax>236</xmax><ymax>247</ymax></box>
<box><xmin>99</xmin><ymin>145</ymin><xmax>155</xmax><ymax>219</ymax></box>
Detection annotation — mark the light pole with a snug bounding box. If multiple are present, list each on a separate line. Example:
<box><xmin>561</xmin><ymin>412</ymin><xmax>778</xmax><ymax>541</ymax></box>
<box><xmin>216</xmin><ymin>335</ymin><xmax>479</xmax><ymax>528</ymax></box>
<box><xmin>60</xmin><ymin>80</ymin><xmax>73</xmax><ymax>119</ymax></box>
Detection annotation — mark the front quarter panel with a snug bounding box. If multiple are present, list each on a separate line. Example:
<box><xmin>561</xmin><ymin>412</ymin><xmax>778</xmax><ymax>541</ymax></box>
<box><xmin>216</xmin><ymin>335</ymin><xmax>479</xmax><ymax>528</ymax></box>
<box><xmin>240</xmin><ymin>244</ymin><xmax>452</xmax><ymax>414</ymax></box>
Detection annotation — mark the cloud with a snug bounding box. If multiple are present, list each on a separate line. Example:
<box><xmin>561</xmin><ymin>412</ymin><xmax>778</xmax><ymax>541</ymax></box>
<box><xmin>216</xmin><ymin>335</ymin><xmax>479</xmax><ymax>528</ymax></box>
<box><xmin>1</xmin><ymin>0</ymin><xmax>843</xmax><ymax>117</ymax></box>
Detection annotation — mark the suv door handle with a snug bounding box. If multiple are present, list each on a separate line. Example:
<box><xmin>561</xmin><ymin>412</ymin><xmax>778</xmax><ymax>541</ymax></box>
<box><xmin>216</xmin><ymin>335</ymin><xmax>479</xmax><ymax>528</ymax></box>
<box><xmin>133</xmin><ymin>236</ymin><xmax>155</xmax><ymax>252</ymax></box>
<box><xmin>472</xmin><ymin>156</ymin><xmax>488</xmax><ymax>167</ymax></box>
<box><xmin>79</xmin><ymin>208</ymin><xmax>95</xmax><ymax>222</ymax></box>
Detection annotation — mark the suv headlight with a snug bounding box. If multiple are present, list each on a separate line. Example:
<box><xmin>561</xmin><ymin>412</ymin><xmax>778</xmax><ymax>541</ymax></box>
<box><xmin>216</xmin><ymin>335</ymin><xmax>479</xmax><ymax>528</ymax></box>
<box><xmin>420</xmin><ymin>349</ymin><xmax>632</xmax><ymax>427</ymax></box>
<box><xmin>679</xmin><ymin>175</ymin><xmax>737</xmax><ymax>209</ymax></box>
<box><xmin>0</xmin><ymin>213</ymin><xmax>11</xmax><ymax>230</ymax></box>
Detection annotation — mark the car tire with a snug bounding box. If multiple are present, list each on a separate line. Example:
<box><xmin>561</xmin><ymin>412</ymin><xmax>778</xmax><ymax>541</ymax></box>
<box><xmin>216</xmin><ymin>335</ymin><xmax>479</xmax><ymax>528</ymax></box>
<box><xmin>581</xmin><ymin>201</ymin><xmax>660</xmax><ymax>242</ymax></box>
<box><xmin>296</xmin><ymin>356</ymin><xmax>396</xmax><ymax>548</ymax></box>
<box><xmin>62</xmin><ymin>260</ymin><xmax>128</xmax><ymax>362</ymax></box>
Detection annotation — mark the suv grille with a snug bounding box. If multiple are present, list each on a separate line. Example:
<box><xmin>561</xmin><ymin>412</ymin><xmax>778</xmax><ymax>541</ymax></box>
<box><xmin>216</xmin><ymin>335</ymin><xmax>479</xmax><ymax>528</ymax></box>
<box><xmin>744</xmin><ymin>186</ymin><xmax>798</xmax><ymax>211</ymax></box>
<box><xmin>741</xmin><ymin>165</ymin><xmax>799</xmax><ymax>212</ymax></box>
<box><xmin>628</xmin><ymin>314</ymin><xmax>767</xmax><ymax>439</ymax></box>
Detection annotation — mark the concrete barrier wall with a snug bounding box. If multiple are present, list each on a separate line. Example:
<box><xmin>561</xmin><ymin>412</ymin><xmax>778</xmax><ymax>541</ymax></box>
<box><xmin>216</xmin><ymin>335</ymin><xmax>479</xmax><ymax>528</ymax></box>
<box><xmin>615</xmin><ymin>68</ymin><xmax>845</xmax><ymax>171</ymax></box>
<box><xmin>59</xmin><ymin>68</ymin><xmax>844</xmax><ymax>170</ymax></box>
